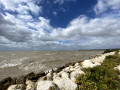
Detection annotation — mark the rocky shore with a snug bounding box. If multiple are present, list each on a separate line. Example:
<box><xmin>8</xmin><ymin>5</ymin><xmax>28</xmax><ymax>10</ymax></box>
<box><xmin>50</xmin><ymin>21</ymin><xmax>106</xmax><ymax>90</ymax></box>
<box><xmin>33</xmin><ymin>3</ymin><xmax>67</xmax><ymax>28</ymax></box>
<box><xmin>0</xmin><ymin>51</ymin><xmax>120</xmax><ymax>90</ymax></box>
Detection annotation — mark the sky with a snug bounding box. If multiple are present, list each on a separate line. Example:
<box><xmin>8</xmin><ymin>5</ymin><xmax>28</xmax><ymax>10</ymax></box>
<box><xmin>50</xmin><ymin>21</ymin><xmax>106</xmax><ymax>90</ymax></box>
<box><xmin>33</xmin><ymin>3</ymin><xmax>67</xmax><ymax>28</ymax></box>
<box><xmin>0</xmin><ymin>0</ymin><xmax>120</xmax><ymax>51</ymax></box>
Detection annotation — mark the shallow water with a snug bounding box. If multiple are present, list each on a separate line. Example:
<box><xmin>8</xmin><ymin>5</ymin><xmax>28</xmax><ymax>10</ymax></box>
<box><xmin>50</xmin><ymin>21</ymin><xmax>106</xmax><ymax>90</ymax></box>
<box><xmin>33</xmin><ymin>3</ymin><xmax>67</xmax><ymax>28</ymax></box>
<box><xmin>0</xmin><ymin>50</ymin><xmax>103</xmax><ymax>80</ymax></box>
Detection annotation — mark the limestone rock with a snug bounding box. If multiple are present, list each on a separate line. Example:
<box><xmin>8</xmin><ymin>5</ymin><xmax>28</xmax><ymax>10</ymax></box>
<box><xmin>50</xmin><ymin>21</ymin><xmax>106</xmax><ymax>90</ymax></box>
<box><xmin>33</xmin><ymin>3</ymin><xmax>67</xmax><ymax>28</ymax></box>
<box><xmin>64</xmin><ymin>67</ymin><xmax>70</xmax><ymax>72</ymax></box>
<box><xmin>61</xmin><ymin>72</ymin><xmax>69</xmax><ymax>79</ymax></box>
<box><xmin>7</xmin><ymin>84</ymin><xmax>25</xmax><ymax>90</ymax></box>
<box><xmin>70</xmin><ymin>70</ymin><xmax>85</xmax><ymax>82</ymax></box>
<box><xmin>74</xmin><ymin>63</ymin><xmax>80</xmax><ymax>67</ymax></box>
<box><xmin>26</xmin><ymin>80</ymin><xmax>35</xmax><ymax>90</ymax></box>
<box><xmin>114</xmin><ymin>65</ymin><xmax>120</xmax><ymax>71</ymax></box>
<box><xmin>46</xmin><ymin>72</ymin><xmax>53</xmax><ymax>80</ymax></box>
<box><xmin>54</xmin><ymin>78</ymin><xmax>77</xmax><ymax>90</ymax></box>
<box><xmin>81</xmin><ymin>60</ymin><xmax>100</xmax><ymax>68</ymax></box>
<box><xmin>36</xmin><ymin>81</ymin><xmax>59</xmax><ymax>90</ymax></box>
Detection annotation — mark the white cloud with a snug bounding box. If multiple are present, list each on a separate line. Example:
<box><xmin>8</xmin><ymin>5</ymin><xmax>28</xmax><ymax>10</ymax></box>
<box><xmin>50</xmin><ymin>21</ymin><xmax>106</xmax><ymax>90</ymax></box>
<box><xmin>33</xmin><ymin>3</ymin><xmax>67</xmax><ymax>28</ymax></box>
<box><xmin>0</xmin><ymin>0</ymin><xmax>42</xmax><ymax>15</ymax></box>
<box><xmin>27</xmin><ymin>2</ymin><xmax>42</xmax><ymax>16</ymax></box>
<box><xmin>0</xmin><ymin>10</ymin><xmax>120</xmax><ymax>50</ymax></box>
<box><xmin>94</xmin><ymin>0</ymin><xmax>120</xmax><ymax>14</ymax></box>
<box><xmin>53</xmin><ymin>12</ymin><xmax>57</xmax><ymax>16</ymax></box>
<box><xmin>0</xmin><ymin>0</ymin><xmax>120</xmax><ymax>50</ymax></box>
<box><xmin>17</xmin><ymin>14</ymin><xmax>33</xmax><ymax>21</ymax></box>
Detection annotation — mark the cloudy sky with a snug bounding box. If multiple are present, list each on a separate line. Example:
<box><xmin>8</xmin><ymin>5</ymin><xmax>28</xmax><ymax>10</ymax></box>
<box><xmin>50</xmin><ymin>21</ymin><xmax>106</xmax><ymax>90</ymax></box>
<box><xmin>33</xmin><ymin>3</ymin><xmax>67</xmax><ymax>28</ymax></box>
<box><xmin>0</xmin><ymin>0</ymin><xmax>120</xmax><ymax>51</ymax></box>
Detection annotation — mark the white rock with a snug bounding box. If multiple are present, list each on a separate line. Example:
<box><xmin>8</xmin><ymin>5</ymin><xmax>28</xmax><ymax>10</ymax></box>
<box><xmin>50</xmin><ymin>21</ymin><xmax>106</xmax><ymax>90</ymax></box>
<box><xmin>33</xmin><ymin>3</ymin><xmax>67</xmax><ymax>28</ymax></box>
<box><xmin>64</xmin><ymin>67</ymin><xmax>70</xmax><ymax>72</ymax></box>
<box><xmin>54</xmin><ymin>78</ymin><xmax>77</xmax><ymax>90</ymax></box>
<box><xmin>74</xmin><ymin>65</ymin><xmax>82</xmax><ymax>70</ymax></box>
<box><xmin>36</xmin><ymin>81</ymin><xmax>59</xmax><ymax>90</ymax></box>
<box><xmin>81</xmin><ymin>60</ymin><xmax>99</xmax><ymax>68</ymax></box>
<box><xmin>81</xmin><ymin>52</ymin><xmax>115</xmax><ymax>68</ymax></box>
<box><xmin>69</xmin><ymin>66</ymin><xmax>76</xmax><ymax>71</ymax></box>
<box><xmin>70</xmin><ymin>70</ymin><xmax>85</xmax><ymax>82</ymax></box>
<box><xmin>114</xmin><ymin>65</ymin><xmax>120</xmax><ymax>71</ymax></box>
<box><xmin>46</xmin><ymin>72</ymin><xmax>53</xmax><ymax>80</ymax></box>
<box><xmin>26</xmin><ymin>80</ymin><xmax>35</xmax><ymax>90</ymax></box>
<box><xmin>74</xmin><ymin>63</ymin><xmax>80</xmax><ymax>67</ymax></box>
<box><xmin>53</xmin><ymin>73</ymin><xmax>57</xmax><ymax>80</ymax></box>
<box><xmin>61</xmin><ymin>72</ymin><xmax>69</xmax><ymax>79</ymax></box>
<box><xmin>7</xmin><ymin>84</ymin><xmax>25</xmax><ymax>90</ymax></box>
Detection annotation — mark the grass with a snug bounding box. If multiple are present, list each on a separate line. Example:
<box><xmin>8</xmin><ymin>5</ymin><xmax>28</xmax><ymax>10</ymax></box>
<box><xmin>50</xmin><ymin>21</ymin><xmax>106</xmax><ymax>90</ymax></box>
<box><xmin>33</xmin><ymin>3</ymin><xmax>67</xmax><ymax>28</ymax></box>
<box><xmin>75</xmin><ymin>50</ymin><xmax>120</xmax><ymax>90</ymax></box>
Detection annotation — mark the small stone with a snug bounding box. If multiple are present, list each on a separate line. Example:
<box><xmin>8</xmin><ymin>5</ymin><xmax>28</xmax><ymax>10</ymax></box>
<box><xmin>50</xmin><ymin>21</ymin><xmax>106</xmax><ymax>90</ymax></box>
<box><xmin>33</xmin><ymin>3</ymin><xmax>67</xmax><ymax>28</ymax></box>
<box><xmin>7</xmin><ymin>84</ymin><xmax>25</xmax><ymax>90</ymax></box>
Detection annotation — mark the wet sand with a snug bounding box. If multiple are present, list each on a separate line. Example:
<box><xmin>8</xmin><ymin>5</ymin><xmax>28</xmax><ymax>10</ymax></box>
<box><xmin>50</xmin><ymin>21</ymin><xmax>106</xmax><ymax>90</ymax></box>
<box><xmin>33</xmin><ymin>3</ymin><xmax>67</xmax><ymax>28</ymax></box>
<box><xmin>0</xmin><ymin>50</ymin><xmax>103</xmax><ymax>80</ymax></box>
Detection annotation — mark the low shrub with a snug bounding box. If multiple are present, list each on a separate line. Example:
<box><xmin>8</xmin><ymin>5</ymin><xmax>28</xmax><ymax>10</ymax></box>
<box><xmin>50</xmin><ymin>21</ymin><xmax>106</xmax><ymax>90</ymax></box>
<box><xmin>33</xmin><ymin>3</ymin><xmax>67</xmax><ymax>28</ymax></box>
<box><xmin>75</xmin><ymin>50</ymin><xmax>120</xmax><ymax>90</ymax></box>
<box><xmin>103</xmin><ymin>49</ymin><xmax>119</xmax><ymax>54</ymax></box>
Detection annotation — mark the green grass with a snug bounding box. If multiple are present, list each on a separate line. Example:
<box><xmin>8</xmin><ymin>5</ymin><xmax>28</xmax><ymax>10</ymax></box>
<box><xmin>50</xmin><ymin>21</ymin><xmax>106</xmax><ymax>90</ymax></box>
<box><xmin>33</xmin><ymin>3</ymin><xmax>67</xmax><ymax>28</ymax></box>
<box><xmin>75</xmin><ymin>50</ymin><xmax>120</xmax><ymax>90</ymax></box>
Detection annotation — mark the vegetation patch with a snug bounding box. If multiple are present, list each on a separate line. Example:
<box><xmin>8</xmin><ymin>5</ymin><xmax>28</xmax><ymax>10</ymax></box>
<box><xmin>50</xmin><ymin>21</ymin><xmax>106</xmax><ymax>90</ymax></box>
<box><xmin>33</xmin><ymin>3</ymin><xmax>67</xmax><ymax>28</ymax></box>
<box><xmin>75</xmin><ymin>50</ymin><xmax>120</xmax><ymax>90</ymax></box>
<box><xmin>103</xmin><ymin>49</ymin><xmax>119</xmax><ymax>54</ymax></box>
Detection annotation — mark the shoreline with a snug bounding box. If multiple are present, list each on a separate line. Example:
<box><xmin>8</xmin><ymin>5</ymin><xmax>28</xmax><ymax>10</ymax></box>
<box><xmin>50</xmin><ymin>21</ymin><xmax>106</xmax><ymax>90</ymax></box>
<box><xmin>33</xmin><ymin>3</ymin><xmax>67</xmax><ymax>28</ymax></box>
<box><xmin>0</xmin><ymin>51</ymin><xmax>117</xmax><ymax>90</ymax></box>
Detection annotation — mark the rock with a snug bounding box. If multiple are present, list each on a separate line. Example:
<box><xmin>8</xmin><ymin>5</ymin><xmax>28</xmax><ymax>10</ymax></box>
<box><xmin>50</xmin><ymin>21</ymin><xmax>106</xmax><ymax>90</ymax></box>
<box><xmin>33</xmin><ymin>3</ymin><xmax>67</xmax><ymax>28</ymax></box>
<box><xmin>53</xmin><ymin>73</ymin><xmax>61</xmax><ymax>80</ymax></box>
<box><xmin>36</xmin><ymin>76</ymin><xmax>47</xmax><ymax>86</ymax></box>
<box><xmin>65</xmin><ymin>63</ymin><xmax>74</xmax><ymax>67</ymax></box>
<box><xmin>25</xmin><ymin>71</ymin><xmax>45</xmax><ymax>81</ymax></box>
<box><xmin>36</xmin><ymin>71</ymin><xmax>46</xmax><ymax>78</ymax></box>
<box><xmin>64</xmin><ymin>67</ymin><xmax>70</xmax><ymax>72</ymax></box>
<box><xmin>25</xmin><ymin>72</ymin><xmax>35</xmax><ymax>81</ymax></box>
<box><xmin>74</xmin><ymin>63</ymin><xmax>80</xmax><ymax>67</ymax></box>
<box><xmin>26</xmin><ymin>80</ymin><xmax>35</xmax><ymax>90</ymax></box>
<box><xmin>0</xmin><ymin>77</ymin><xmax>12</xmax><ymax>84</ymax></box>
<box><xmin>64</xmin><ymin>66</ymin><xmax>76</xmax><ymax>73</ymax></box>
<box><xmin>81</xmin><ymin>52</ymin><xmax>115</xmax><ymax>68</ymax></box>
<box><xmin>16</xmin><ymin>76</ymin><xmax>25</xmax><ymax>84</ymax></box>
<box><xmin>54</xmin><ymin>66</ymin><xmax>65</xmax><ymax>73</ymax></box>
<box><xmin>61</xmin><ymin>72</ymin><xmax>69</xmax><ymax>79</ymax></box>
<box><xmin>7</xmin><ymin>84</ymin><xmax>25</xmax><ymax>90</ymax></box>
<box><xmin>81</xmin><ymin>60</ymin><xmax>101</xmax><ymax>68</ymax></box>
<box><xmin>0</xmin><ymin>77</ymin><xmax>16</xmax><ymax>90</ymax></box>
<box><xmin>36</xmin><ymin>81</ymin><xmax>59</xmax><ymax>90</ymax></box>
<box><xmin>54</xmin><ymin>78</ymin><xmax>77</xmax><ymax>90</ymax></box>
<box><xmin>114</xmin><ymin>65</ymin><xmax>120</xmax><ymax>71</ymax></box>
<box><xmin>46</xmin><ymin>72</ymin><xmax>53</xmax><ymax>80</ymax></box>
<box><xmin>70</xmin><ymin>70</ymin><xmax>85</xmax><ymax>82</ymax></box>
<box><xmin>69</xmin><ymin>66</ymin><xmax>76</xmax><ymax>71</ymax></box>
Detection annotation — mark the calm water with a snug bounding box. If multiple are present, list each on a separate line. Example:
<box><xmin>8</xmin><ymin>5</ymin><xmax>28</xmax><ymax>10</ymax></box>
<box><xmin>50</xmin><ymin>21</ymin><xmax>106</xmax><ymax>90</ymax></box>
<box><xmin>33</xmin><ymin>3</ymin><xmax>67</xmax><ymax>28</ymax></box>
<box><xmin>0</xmin><ymin>50</ymin><xmax>103</xmax><ymax>80</ymax></box>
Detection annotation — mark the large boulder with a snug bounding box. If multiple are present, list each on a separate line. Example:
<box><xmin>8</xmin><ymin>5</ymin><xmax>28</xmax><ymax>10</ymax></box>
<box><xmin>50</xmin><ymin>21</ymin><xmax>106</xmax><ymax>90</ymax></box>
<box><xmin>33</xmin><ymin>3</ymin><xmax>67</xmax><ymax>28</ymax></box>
<box><xmin>26</xmin><ymin>80</ymin><xmax>35</xmax><ymax>90</ymax></box>
<box><xmin>70</xmin><ymin>70</ymin><xmax>85</xmax><ymax>82</ymax></box>
<box><xmin>36</xmin><ymin>81</ymin><xmax>59</xmax><ymax>90</ymax></box>
<box><xmin>81</xmin><ymin>60</ymin><xmax>101</xmax><ymax>68</ymax></box>
<box><xmin>7</xmin><ymin>84</ymin><xmax>25</xmax><ymax>90</ymax></box>
<box><xmin>53</xmin><ymin>78</ymin><xmax>77</xmax><ymax>90</ymax></box>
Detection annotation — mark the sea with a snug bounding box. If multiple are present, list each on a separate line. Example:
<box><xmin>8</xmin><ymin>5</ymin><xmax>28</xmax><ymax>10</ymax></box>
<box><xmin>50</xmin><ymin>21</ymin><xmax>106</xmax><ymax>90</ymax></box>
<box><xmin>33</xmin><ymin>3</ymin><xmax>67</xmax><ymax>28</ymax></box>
<box><xmin>0</xmin><ymin>50</ymin><xmax>103</xmax><ymax>80</ymax></box>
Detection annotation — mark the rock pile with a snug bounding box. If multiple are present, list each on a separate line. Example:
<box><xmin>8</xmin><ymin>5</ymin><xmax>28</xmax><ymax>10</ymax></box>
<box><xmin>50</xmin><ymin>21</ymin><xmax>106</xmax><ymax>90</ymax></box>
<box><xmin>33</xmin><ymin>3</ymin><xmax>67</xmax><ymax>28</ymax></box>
<box><xmin>0</xmin><ymin>52</ymin><xmax>115</xmax><ymax>90</ymax></box>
